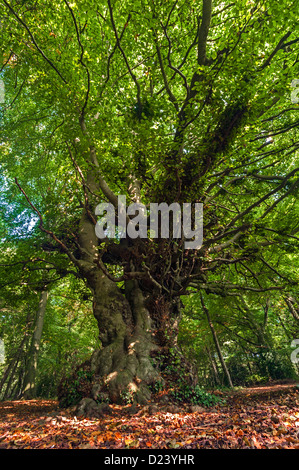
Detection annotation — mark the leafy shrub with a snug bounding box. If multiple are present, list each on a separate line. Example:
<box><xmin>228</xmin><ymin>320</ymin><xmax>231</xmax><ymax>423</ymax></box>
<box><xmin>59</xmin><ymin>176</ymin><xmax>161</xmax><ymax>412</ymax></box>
<box><xmin>35</xmin><ymin>375</ymin><xmax>58</xmax><ymax>398</ymax></box>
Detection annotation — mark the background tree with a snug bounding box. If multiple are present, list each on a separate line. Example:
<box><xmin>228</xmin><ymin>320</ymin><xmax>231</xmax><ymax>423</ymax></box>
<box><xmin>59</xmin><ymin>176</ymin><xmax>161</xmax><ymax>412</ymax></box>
<box><xmin>0</xmin><ymin>0</ymin><xmax>298</xmax><ymax>407</ymax></box>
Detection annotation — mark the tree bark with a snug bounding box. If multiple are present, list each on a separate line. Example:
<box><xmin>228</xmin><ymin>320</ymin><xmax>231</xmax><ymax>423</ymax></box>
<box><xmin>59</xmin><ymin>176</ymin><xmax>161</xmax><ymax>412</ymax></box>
<box><xmin>22</xmin><ymin>290</ymin><xmax>48</xmax><ymax>399</ymax></box>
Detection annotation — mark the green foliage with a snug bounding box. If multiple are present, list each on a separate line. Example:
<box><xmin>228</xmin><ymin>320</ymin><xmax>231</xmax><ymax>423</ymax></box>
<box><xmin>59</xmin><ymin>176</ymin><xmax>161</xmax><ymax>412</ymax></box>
<box><xmin>170</xmin><ymin>384</ymin><xmax>222</xmax><ymax>407</ymax></box>
<box><xmin>149</xmin><ymin>380</ymin><xmax>164</xmax><ymax>394</ymax></box>
<box><xmin>0</xmin><ymin>273</ymin><xmax>99</xmax><ymax>400</ymax></box>
<box><xmin>0</xmin><ymin>0</ymin><xmax>298</xmax><ymax>403</ymax></box>
<box><xmin>224</xmin><ymin>356</ymin><xmax>251</xmax><ymax>386</ymax></box>
<box><xmin>256</xmin><ymin>351</ymin><xmax>298</xmax><ymax>382</ymax></box>
<box><xmin>244</xmin><ymin>375</ymin><xmax>269</xmax><ymax>386</ymax></box>
<box><xmin>120</xmin><ymin>390</ymin><xmax>135</xmax><ymax>405</ymax></box>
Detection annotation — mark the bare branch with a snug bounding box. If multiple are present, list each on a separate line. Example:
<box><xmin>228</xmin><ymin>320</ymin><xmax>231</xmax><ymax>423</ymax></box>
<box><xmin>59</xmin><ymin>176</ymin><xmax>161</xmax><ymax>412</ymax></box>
<box><xmin>102</xmin><ymin>13</ymin><xmax>132</xmax><ymax>89</ymax></box>
<box><xmin>258</xmin><ymin>176</ymin><xmax>299</xmax><ymax>220</ymax></box>
<box><xmin>3</xmin><ymin>0</ymin><xmax>67</xmax><ymax>84</ymax></box>
<box><xmin>153</xmin><ymin>33</ymin><xmax>179</xmax><ymax>112</ymax></box>
<box><xmin>0</xmin><ymin>50</ymin><xmax>13</xmax><ymax>72</ymax></box>
<box><xmin>259</xmin><ymin>31</ymin><xmax>292</xmax><ymax>70</ymax></box>
<box><xmin>14</xmin><ymin>178</ymin><xmax>80</xmax><ymax>267</ymax></box>
<box><xmin>160</xmin><ymin>20</ymin><xmax>189</xmax><ymax>94</ymax></box>
<box><xmin>191</xmin><ymin>281</ymin><xmax>285</xmax><ymax>294</ymax></box>
<box><xmin>107</xmin><ymin>0</ymin><xmax>141</xmax><ymax>107</ymax></box>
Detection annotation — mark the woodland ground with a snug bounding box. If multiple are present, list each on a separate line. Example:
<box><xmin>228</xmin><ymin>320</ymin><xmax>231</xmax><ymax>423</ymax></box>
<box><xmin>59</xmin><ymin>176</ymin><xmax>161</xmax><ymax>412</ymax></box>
<box><xmin>0</xmin><ymin>382</ymin><xmax>298</xmax><ymax>450</ymax></box>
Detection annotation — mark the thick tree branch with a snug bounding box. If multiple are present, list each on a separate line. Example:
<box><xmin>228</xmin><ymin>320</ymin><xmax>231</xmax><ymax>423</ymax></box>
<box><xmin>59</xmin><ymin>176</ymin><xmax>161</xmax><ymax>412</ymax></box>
<box><xmin>79</xmin><ymin>116</ymin><xmax>120</xmax><ymax>208</ymax></box>
<box><xmin>208</xmin><ymin>229</ymin><xmax>246</xmax><ymax>254</ymax></box>
<box><xmin>65</xmin><ymin>141</ymin><xmax>97</xmax><ymax>226</ymax></box>
<box><xmin>197</xmin><ymin>0</ymin><xmax>213</xmax><ymax>65</ymax></box>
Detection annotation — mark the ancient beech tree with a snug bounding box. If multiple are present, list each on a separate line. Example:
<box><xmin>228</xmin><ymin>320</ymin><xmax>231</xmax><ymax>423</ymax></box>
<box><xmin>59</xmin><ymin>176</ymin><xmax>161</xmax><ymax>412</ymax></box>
<box><xmin>0</xmin><ymin>0</ymin><xmax>298</xmax><ymax>404</ymax></box>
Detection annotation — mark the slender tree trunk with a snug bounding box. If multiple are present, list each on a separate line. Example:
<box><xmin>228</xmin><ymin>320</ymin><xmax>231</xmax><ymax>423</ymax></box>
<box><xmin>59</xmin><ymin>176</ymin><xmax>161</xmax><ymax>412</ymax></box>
<box><xmin>22</xmin><ymin>290</ymin><xmax>48</xmax><ymax>399</ymax></box>
<box><xmin>262</xmin><ymin>299</ymin><xmax>270</xmax><ymax>332</ymax></box>
<box><xmin>0</xmin><ymin>334</ymin><xmax>28</xmax><ymax>399</ymax></box>
<box><xmin>85</xmin><ymin>268</ymin><xmax>161</xmax><ymax>404</ymax></box>
<box><xmin>11</xmin><ymin>370</ymin><xmax>23</xmax><ymax>400</ymax></box>
<box><xmin>201</xmin><ymin>296</ymin><xmax>233</xmax><ymax>388</ymax></box>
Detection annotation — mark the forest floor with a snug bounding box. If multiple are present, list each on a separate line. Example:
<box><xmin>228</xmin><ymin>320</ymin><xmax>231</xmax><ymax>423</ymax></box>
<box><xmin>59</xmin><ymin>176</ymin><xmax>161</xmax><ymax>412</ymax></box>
<box><xmin>0</xmin><ymin>381</ymin><xmax>299</xmax><ymax>450</ymax></box>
